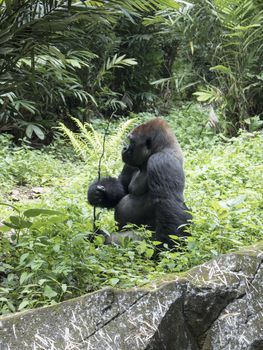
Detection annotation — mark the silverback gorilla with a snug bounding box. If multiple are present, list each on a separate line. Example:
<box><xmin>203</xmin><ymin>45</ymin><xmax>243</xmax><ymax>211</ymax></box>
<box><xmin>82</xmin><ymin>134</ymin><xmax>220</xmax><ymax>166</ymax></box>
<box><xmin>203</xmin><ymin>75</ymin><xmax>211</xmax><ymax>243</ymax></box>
<box><xmin>88</xmin><ymin>118</ymin><xmax>192</xmax><ymax>246</ymax></box>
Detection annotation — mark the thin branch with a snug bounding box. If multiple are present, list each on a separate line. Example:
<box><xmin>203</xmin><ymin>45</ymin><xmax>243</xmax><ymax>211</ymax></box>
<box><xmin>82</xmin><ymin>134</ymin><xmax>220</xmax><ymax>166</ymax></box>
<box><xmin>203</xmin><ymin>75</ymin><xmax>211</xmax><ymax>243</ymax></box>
<box><xmin>97</xmin><ymin>109</ymin><xmax>117</xmax><ymax>181</ymax></box>
<box><xmin>93</xmin><ymin>109</ymin><xmax>117</xmax><ymax>232</ymax></box>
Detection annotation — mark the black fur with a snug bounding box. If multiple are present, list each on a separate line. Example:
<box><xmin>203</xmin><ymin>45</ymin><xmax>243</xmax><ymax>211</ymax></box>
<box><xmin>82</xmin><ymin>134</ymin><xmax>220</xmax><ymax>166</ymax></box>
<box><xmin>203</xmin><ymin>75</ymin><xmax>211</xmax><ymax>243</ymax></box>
<box><xmin>88</xmin><ymin>177</ymin><xmax>126</xmax><ymax>209</ymax></box>
<box><xmin>87</xmin><ymin>118</ymin><xmax>192</xmax><ymax>246</ymax></box>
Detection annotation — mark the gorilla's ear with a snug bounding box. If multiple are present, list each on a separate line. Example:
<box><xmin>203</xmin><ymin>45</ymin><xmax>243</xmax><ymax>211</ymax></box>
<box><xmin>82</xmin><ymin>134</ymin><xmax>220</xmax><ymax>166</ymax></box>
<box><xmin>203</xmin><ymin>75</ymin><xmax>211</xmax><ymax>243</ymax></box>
<box><xmin>146</xmin><ymin>137</ymin><xmax>152</xmax><ymax>149</ymax></box>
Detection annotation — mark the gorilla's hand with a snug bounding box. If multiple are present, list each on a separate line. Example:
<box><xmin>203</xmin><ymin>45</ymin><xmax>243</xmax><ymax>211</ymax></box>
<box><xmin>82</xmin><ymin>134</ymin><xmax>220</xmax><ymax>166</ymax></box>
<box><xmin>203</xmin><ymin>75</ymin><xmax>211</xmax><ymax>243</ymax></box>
<box><xmin>88</xmin><ymin>183</ymin><xmax>106</xmax><ymax>207</ymax></box>
<box><xmin>88</xmin><ymin>177</ymin><xmax>126</xmax><ymax>209</ymax></box>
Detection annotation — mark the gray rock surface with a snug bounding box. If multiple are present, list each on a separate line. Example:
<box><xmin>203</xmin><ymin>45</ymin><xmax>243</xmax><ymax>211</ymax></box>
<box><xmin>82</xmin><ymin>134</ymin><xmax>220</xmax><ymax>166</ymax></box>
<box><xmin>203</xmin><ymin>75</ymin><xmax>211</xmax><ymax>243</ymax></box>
<box><xmin>0</xmin><ymin>243</ymin><xmax>262</xmax><ymax>350</ymax></box>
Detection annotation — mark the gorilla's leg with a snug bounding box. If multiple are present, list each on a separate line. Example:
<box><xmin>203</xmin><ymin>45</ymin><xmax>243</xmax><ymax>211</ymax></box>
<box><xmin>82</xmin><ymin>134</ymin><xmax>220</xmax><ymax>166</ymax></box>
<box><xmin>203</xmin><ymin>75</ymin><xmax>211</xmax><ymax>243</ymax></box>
<box><xmin>115</xmin><ymin>193</ymin><xmax>155</xmax><ymax>229</ymax></box>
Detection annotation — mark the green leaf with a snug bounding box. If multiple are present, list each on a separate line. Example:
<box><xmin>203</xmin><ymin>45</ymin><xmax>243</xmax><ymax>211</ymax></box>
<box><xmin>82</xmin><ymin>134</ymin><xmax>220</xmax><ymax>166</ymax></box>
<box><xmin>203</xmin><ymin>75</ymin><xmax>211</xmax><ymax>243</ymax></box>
<box><xmin>210</xmin><ymin>65</ymin><xmax>232</xmax><ymax>74</ymax></box>
<box><xmin>168</xmin><ymin>235</ymin><xmax>181</xmax><ymax>241</ymax></box>
<box><xmin>0</xmin><ymin>297</ymin><xmax>8</xmax><ymax>302</ymax></box>
<box><xmin>61</xmin><ymin>284</ymin><xmax>67</xmax><ymax>293</ymax></box>
<box><xmin>235</xmin><ymin>24</ymin><xmax>260</xmax><ymax>31</ymax></box>
<box><xmin>53</xmin><ymin>244</ymin><xmax>60</xmax><ymax>252</ymax></box>
<box><xmin>38</xmin><ymin>279</ymin><xmax>48</xmax><ymax>286</ymax></box>
<box><xmin>0</xmin><ymin>225</ymin><xmax>11</xmax><ymax>232</ymax></box>
<box><xmin>26</xmin><ymin>125</ymin><xmax>34</xmax><ymax>139</ymax></box>
<box><xmin>109</xmin><ymin>278</ymin><xmax>119</xmax><ymax>286</ymax></box>
<box><xmin>23</xmin><ymin>209</ymin><xmax>63</xmax><ymax>217</ymax></box>
<box><xmin>136</xmin><ymin>241</ymin><xmax>147</xmax><ymax>254</ymax></box>
<box><xmin>66</xmin><ymin>59</ymin><xmax>82</xmax><ymax>68</ymax></box>
<box><xmin>0</xmin><ymin>202</ymin><xmax>20</xmax><ymax>213</ymax></box>
<box><xmin>18</xmin><ymin>300</ymin><xmax>30</xmax><ymax>311</ymax></box>
<box><xmin>29</xmin><ymin>260</ymin><xmax>44</xmax><ymax>271</ymax></box>
<box><xmin>26</xmin><ymin>125</ymin><xmax>45</xmax><ymax>139</ymax></box>
<box><xmin>43</xmin><ymin>285</ymin><xmax>58</xmax><ymax>299</ymax></box>
<box><xmin>7</xmin><ymin>301</ymin><xmax>16</xmax><ymax>313</ymax></box>
<box><xmin>32</xmin><ymin>125</ymin><xmax>45</xmax><ymax>140</ymax></box>
<box><xmin>2</xmin><ymin>221</ymin><xmax>19</xmax><ymax>229</ymax></box>
<box><xmin>193</xmin><ymin>91</ymin><xmax>213</xmax><ymax>102</ymax></box>
<box><xmin>19</xmin><ymin>253</ymin><xmax>30</xmax><ymax>264</ymax></box>
<box><xmin>145</xmin><ymin>248</ymin><xmax>154</xmax><ymax>259</ymax></box>
<box><xmin>20</xmin><ymin>272</ymin><xmax>32</xmax><ymax>285</ymax></box>
<box><xmin>9</xmin><ymin>216</ymin><xmax>32</xmax><ymax>229</ymax></box>
<box><xmin>94</xmin><ymin>235</ymin><xmax>105</xmax><ymax>245</ymax></box>
<box><xmin>152</xmin><ymin>240</ymin><xmax>163</xmax><ymax>246</ymax></box>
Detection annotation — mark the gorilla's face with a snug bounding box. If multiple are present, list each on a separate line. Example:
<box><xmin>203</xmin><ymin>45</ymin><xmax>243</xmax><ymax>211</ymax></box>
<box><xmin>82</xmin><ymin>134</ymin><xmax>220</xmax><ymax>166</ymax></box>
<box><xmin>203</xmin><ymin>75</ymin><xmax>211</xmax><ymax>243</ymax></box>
<box><xmin>122</xmin><ymin>133</ymin><xmax>152</xmax><ymax>168</ymax></box>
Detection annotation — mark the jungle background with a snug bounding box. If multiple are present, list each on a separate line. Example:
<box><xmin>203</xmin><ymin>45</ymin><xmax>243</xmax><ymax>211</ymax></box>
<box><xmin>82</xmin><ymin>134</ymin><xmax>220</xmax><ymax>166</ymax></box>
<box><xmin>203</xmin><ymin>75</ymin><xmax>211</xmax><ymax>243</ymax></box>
<box><xmin>0</xmin><ymin>0</ymin><xmax>262</xmax><ymax>315</ymax></box>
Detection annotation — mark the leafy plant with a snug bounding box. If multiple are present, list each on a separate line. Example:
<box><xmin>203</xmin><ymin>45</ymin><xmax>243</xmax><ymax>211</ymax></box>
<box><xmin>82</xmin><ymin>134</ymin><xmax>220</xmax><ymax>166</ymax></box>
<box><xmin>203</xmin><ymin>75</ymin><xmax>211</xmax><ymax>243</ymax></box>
<box><xmin>0</xmin><ymin>0</ymin><xmax>180</xmax><ymax>140</ymax></box>
<box><xmin>192</xmin><ymin>0</ymin><xmax>263</xmax><ymax>134</ymax></box>
<box><xmin>59</xmin><ymin>117</ymin><xmax>137</xmax><ymax>175</ymax></box>
<box><xmin>0</xmin><ymin>203</ymin><xmax>65</xmax><ymax>243</ymax></box>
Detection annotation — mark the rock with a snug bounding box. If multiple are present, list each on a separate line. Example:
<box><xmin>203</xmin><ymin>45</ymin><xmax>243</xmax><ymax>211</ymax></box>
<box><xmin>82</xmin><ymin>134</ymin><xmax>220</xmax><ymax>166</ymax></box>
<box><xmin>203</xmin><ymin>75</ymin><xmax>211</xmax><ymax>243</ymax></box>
<box><xmin>0</xmin><ymin>243</ymin><xmax>262</xmax><ymax>350</ymax></box>
<box><xmin>9</xmin><ymin>186</ymin><xmax>48</xmax><ymax>202</ymax></box>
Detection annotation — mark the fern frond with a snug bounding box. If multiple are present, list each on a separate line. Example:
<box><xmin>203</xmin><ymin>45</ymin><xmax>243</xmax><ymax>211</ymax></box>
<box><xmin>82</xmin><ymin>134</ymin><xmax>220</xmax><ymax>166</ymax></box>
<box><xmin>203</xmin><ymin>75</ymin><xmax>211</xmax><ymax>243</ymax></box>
<box><xmin>60</xmin><ymin>118</ymin><xmax>137</xmax><ymax>176</ymax></box>
<box><xmin>84</xmin><ymin>123</ymin><xmax>103</xmax><ymax>152</ymax></box>
<box><xmin>59</xmin><ymin>123</ymin><xmax>89</xmax><ymax>160</ymax></box>
<box><xmin>71</xmin><ymin>118</ymin><xmax>102</xmax><ymax>153</ymax></box>
<box><xmin>108</xmin><ymin>118</ymin><xmax>137</xmax><ymax>155</ymax></box>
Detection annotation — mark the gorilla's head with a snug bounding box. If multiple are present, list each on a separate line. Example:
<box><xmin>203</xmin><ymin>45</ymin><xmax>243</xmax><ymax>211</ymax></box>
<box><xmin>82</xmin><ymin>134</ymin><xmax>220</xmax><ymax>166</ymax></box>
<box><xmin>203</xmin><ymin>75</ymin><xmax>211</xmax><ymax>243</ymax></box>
<box><xmin>122</xmin><ymin>132</ymin><xmax>152</xmax><ymax>168</ymax></box>
<box><xmin>122</xmin><ymin>118</ymin><xmax>180</xmax><ymax>168</ymax></box>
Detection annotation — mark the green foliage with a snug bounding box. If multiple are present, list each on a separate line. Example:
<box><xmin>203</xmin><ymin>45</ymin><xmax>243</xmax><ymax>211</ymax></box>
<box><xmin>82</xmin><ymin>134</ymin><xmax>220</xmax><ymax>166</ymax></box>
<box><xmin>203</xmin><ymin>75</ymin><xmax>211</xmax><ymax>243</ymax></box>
<box><xmin>1</xmin><ymin>110</ymin><xmax>262</xmax><ymax>315</ymax></box>
<box><xmin>0</xmin><ymin>137</ymin><xmax>74</xmax><ymax>195</ymax></box>
<box><xmin>141</xmin><ymin>0</ymin><xmax>263</xmax><ymax>134</ymax></box>
<box><xmin>59</xmin><ymin>117</ymin><xmax>137</xmax><ymax>175</ymax></box>
<box><xmin>0</xmin><ymin>202</ymin><xmax>156</xmax><ymax>314</ymax></box>
<box><xmin>155</xmin><ymin>104</ymin><xmax>221</xmax><ymax>150</ymax></box>
<box><xmin>0</xmin><ymin>0</ymin><xmax>180</xmax><ymax>140</ymax></box>
<box><xmin>187</xmin><ymin>0</ymin><xmax>263</xmax><ymax>133</ymax></box>
<box><xmin>182</xmin><ymin>131</ymin><xmax>263</xmax><ymax>267</ymax></box>
<box><xmin>1</xmin><ymin>0</ymin><xmax>262</xmax><ymax>141</ymax></box>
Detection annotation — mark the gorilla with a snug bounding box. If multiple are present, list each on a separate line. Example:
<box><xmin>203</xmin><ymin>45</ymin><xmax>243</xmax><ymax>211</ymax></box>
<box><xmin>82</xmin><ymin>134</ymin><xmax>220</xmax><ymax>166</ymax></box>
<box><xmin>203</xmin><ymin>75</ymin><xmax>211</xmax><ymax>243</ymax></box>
<box><xmin>88</xmin><ymin>118</ymin><xmax>192</xmax><ymax>246</ymax></box>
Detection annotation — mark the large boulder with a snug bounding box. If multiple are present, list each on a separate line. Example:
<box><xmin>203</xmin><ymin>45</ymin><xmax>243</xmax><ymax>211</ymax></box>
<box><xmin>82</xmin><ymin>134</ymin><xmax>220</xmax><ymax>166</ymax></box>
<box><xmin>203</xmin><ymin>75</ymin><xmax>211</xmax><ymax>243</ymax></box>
<box><xmin>0</xmin><ymin>243</ymin><xmax>262</xmax><ymax>350</ymax></box>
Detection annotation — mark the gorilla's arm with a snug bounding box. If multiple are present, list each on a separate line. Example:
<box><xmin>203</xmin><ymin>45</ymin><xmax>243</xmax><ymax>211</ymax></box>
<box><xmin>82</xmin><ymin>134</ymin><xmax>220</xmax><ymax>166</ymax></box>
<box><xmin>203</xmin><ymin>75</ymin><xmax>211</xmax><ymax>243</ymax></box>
<box><xmin>87</xmin><ymin>164</ymin><xmax>137</xmax><ymax>208</ymax></box>
<box><xmin>148</xmin><ymin>150</ymin><xmax>192</xmax><ymax>245</ymax></box>
<box><xmin>118</xmin><ymin>164</ymin><xmax>138</xmax><ymax>192</ymax></box>
<box><xmin>88</xmin><ymin>177</ymin><xmax>126</xmax><ymax>208</ymax></box>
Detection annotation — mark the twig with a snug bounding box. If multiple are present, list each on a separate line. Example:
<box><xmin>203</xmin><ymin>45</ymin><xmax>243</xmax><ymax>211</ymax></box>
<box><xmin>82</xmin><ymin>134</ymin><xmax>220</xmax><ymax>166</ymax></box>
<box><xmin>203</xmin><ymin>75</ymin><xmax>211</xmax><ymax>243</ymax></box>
<box><xmin>97</xmin><ymin>109</ymin><xmax>116</xmax><ymax>181</ymax></box>
<box><xmin>93</xmin><ymin>109</ymin><xmax>117</xmax><ymax>232</ymax></box>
